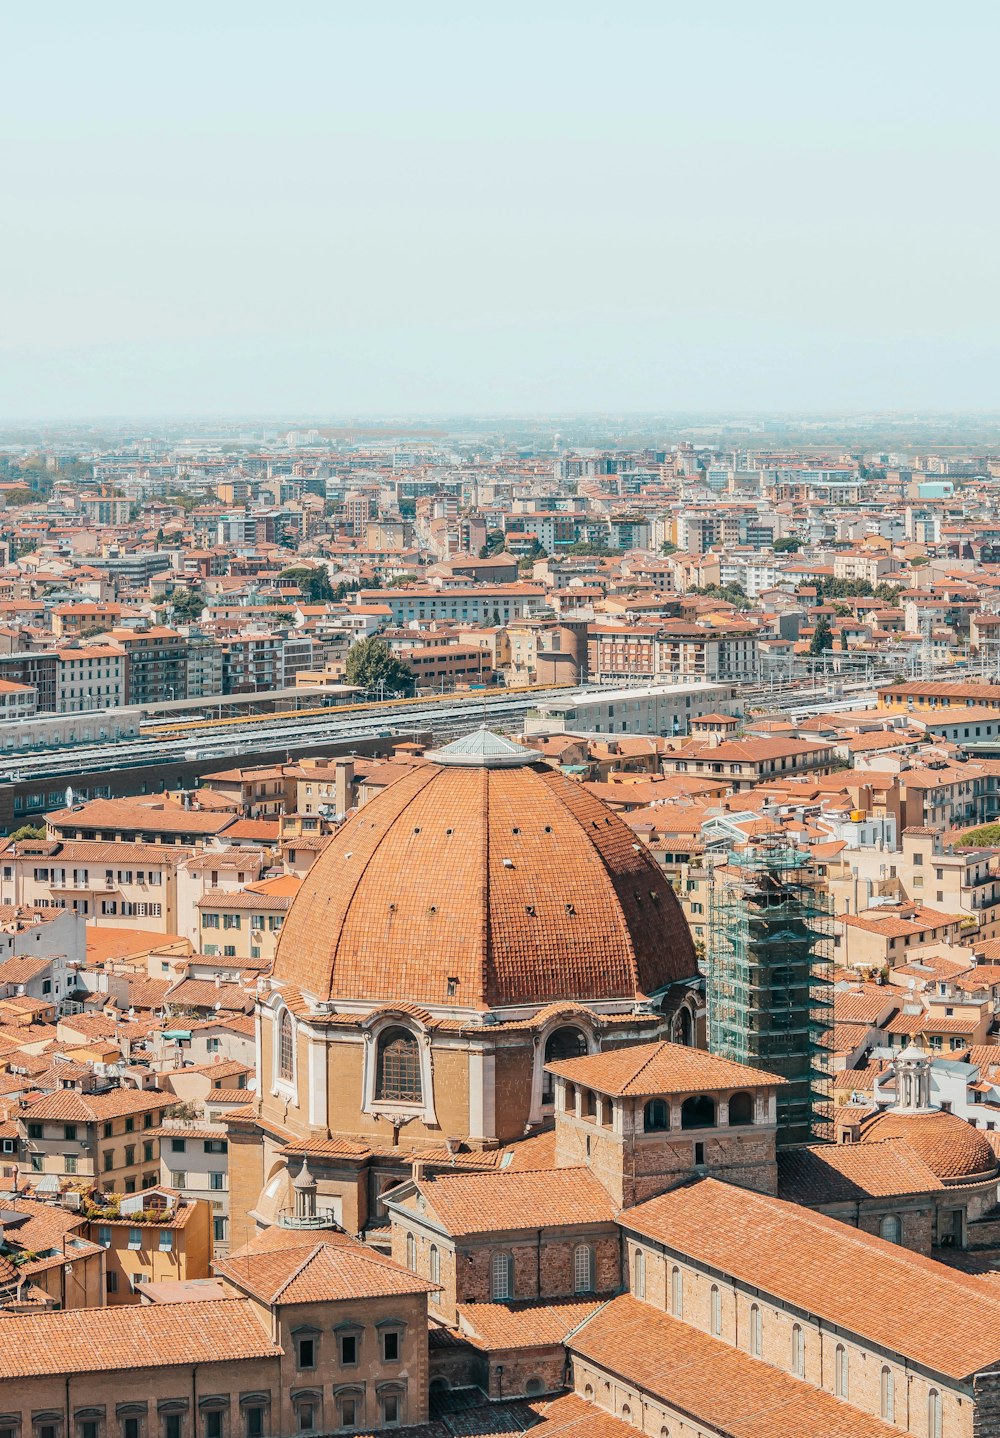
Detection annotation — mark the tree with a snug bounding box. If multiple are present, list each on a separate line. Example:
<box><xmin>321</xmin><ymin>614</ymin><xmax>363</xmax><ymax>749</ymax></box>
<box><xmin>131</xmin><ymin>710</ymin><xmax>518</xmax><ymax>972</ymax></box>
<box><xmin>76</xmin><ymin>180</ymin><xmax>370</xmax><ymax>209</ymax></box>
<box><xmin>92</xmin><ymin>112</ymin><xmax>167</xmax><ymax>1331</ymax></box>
<box><xmin>479</xmin><ymin>529</ymin><xmax>507</xmax><ymax>558</ymax></box>
<box><xmin>8</xmin><ymin>824</ymin><xmax>45</xmax><ymax>842</ymax></box>
<box><xmin>690</xmin><ymin>582</ymin><xmax>747</xmax><ymax>606</ymax></box>
<box><xmin>278</xmin><ymin>565</ymin><xmax>334</xmax><ymax>603</ymax></box>
<box><xmin>565</xmin><ymin>539</ymin><xmax>621</xmax><ymax>556</ymax></box>
<box><xmin>659</xmin><ymin>541</ymin><xmax>679</xmax><ymax>555</ymax></box>
<box><xmin>955</xmin><ymin>823</ymin><xmax>1000</xmax><ymax>848</ymax></box>
<box><xmin>170</xmin><ymin>586</ymin><xmax>205</xmax><ymax>623</ymax></box>
<box><xmin>809</xmin><ymin>616</ymin><xmax>834</xmax><ymax>654</ymax></box>
<box><xmin>345</xmin><ymin>636</ymin><xmax>415</xmax><ymax>697</ymax></box>
<box><xmin>773</xmin><ymin>536</ymin><xmax>801</xmax><ymax>553</ymax></box>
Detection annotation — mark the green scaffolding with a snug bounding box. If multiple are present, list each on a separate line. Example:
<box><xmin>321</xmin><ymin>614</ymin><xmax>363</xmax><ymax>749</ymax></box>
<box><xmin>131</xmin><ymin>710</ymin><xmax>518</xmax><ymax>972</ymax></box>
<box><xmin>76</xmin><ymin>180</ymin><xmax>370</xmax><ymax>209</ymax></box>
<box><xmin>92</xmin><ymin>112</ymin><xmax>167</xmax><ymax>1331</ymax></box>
<box><xmin>707</xmin><ymin>846</ymin><xmax>833</xmax><ymax>1147</ymax></box>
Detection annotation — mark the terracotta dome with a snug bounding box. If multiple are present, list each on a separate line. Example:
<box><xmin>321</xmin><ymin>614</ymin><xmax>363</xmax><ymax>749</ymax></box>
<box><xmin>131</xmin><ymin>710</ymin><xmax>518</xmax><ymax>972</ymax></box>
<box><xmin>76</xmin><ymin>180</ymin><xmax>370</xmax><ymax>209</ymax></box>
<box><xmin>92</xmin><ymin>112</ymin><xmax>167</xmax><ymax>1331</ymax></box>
<box><xmin>272</xmin><ymin>733</ymin><xmax>697</xmax><ymax>1010</ymax></box>
<box><xmin>859</xmin><ymin>1109</ymin><xmax>997</xmax><ymax>1183</ymax></box>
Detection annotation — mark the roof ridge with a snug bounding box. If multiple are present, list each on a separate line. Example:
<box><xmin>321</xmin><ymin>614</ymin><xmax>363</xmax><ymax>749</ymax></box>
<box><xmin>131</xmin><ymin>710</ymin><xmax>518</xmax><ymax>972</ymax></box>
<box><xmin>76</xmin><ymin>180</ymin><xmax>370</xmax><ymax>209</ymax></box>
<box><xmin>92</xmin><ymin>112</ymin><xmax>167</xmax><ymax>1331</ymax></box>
<box><xmin>625</xmin><ymin>1041</ymin><xmax>671</xmax><ymax>1090</ymax></box>
<box><xmin>269</xmin><ymin>1242</ymin><xmax>328</xmax><ymax>1300</ymax></box>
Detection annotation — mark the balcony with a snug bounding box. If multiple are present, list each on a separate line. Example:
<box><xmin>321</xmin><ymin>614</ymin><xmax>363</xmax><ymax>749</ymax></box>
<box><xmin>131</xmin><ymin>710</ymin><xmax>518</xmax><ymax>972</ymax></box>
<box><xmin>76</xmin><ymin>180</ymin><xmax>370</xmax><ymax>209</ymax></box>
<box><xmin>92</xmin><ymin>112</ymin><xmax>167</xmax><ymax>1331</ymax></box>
<box><xmin>276</xmin><ymin>1207</ymin><xmax>339</xmax><ymax>1230</ymax></box>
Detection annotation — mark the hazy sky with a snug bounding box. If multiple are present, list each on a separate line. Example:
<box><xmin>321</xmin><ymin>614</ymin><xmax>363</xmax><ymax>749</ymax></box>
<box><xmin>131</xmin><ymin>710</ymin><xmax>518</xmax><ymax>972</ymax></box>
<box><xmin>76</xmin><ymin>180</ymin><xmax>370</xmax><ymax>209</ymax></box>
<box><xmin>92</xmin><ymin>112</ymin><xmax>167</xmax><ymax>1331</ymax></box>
<box><xmin>2</xmin><ymin>2</ymin><xmax>999</xmax><ymax>419</ymax></box>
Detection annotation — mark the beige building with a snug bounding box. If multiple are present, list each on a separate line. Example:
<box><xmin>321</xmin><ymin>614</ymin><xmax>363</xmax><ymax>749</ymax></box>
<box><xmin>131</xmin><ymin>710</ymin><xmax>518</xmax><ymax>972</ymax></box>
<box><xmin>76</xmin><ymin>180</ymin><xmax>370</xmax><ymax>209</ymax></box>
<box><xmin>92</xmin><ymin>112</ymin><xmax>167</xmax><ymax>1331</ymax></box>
<box><xmin>0</xmin><ymin>1225</ymin><xmax>438</xmax><ymax>1438</ymax></box>
<box><xmin>0</xmin><ymin>839</ymin><xmax>191</xmax><ymax>931</ymax></box>
<box><xmin>196</xmin><ymin>877</ymin><xmax>298</xmax><ymax>964</ymax></box>
<box><xmin>18</xmin><ymin>1086</ymin><xmax>173</xmax><ymax>1193</ymax></box>
<box><xmin>827</xmin><ymin>825</ymin><xmax>1000</xmax><ymax>921</ymax></box>
<box><xmin>86</xmin><ymin>1186</ymin><xmax>213</xmax><ymax>1303</ymax></box>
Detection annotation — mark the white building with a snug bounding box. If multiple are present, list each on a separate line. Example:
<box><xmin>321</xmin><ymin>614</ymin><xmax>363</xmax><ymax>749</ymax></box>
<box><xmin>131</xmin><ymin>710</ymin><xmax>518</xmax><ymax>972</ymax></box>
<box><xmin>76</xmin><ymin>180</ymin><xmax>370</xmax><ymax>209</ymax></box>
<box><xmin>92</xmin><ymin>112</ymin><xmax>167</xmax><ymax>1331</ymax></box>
<box><xmin>524</xmin><ymin>681</ymin><xmax>740</xmax><ymax>737</ymax></box>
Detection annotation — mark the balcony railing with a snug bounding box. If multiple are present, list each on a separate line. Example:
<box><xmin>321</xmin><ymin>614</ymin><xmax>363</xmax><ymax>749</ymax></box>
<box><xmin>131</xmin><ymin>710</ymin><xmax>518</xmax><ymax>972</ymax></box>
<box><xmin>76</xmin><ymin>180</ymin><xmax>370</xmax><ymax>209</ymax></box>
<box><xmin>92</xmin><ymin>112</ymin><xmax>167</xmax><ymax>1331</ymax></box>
<box><xmin>276</xmin><ymin>1208</ymin><xmax>339</xmax><ymax>1230</ymax></box>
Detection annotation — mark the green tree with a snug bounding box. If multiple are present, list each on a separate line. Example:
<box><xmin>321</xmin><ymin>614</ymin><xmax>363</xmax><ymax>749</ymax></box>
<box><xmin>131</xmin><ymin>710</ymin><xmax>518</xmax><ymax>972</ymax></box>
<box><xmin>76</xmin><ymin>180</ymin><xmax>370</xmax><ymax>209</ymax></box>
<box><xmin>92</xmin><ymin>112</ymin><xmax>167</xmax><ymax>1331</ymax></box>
<box><xmin>809</xmin><ymin>616</ymin><xmax>834</xmax><ymax>654</ymax></box>
<box><xmin>170</xmin><ymin>587</ymin><xmax>205</xmax><ymax>624</ymax></box>
<box><xmin>955</xmin><ymin>823</ymin><xmax>1000</xmax><ymax>848</ymax></box>
<box><xmin>278</xmin><ymin>565</ymin><xmax>334</xmax><ymax>603</ymax></box>
<box><xmin>659</xmin><ymin>541</ymin><xmax>679</xmax><ymax>555</ymax></box>
<box><xmin>773</xmin><ymin>536</ymin><xmax>801</xmax><ymax>552</ymax></box>
<box><xmin>690</xmin><ymin>582</ymin><xmax>747</xmax><ymax>606</ymax></box>
<box><xmin>565</xmin><ymin>539</ymin><xmax>621</xmax><ymax>556</ymax></box>
<box><xmin>8</xmin><ymin>824</ymin><xmax>45</xmax><ymax>842</ymax></box>
<box><xmin>479</xmin><ymin>529</ymin><xmax>507</xmax><ymax>558</ymax></box>
<box><xmin>345</xmin><ymin>636</ymin><xmax>415</xmax><ymax>697</ymax></box>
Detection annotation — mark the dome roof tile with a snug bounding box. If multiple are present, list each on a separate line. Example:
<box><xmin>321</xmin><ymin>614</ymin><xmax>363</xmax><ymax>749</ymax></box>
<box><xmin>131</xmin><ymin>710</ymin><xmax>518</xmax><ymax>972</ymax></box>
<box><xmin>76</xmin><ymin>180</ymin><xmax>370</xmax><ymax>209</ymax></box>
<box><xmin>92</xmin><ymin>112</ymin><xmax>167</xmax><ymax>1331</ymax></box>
<box><xmin>272</xmin><ymin>757</ymin><xmax>696</xmax><ymax>1009</ymax></box>
<box><xmin>859</xmin><ymin>1109</ymin><xmax>997</xmax><ymax>1182</ymax></box>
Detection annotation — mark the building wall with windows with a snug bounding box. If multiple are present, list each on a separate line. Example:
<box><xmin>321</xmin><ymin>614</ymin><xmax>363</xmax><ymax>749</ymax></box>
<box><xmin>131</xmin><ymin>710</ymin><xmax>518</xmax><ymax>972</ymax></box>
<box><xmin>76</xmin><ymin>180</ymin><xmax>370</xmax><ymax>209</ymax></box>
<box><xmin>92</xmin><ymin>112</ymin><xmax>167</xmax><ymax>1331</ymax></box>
<box><xmin>156</xmin><ymin>1120</ymin><xmax>231</xmax><ymax>1255</ymax></box>
<box><xmin>0</xmin><ymin>842</ymin><xmax>184</xmax><ymax>931</ymax></box>
<box><xmin>18</xmin><ymin>1091</ymin><xmax>172</xmax><ymax>1191</ymax></box>
<box><xmin>87</xmin><ymin>1194</ymin><xmax>212</xmax><ymax>1304</ymax></box>
<box><xmin>389</xmin><ymin>1210</ymin><xmax>620</xmax><ymax>1328</ymax></box>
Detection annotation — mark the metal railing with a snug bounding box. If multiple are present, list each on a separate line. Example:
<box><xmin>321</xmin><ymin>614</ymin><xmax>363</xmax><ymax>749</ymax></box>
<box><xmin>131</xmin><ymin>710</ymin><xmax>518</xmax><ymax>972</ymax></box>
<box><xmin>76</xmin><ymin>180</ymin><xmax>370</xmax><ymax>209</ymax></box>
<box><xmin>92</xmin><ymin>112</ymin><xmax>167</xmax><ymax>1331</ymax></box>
<box><xmin>276</xmin><ymin>1207</ymin><xmax>339</xmax><ymax>1230</ymax></box>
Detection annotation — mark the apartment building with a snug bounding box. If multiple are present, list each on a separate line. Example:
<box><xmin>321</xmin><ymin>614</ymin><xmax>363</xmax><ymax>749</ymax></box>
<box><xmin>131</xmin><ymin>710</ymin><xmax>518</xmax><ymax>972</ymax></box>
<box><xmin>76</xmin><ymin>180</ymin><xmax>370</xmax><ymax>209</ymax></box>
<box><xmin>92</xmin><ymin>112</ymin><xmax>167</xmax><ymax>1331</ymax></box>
<box><xmin>827</xmin><ymin>826</ymin><xmax>1000</xmax><ymax>936</ymax></box>
<box><xmin>661</xmin><ymin>737</ymin><xmax>837</xmax><ymax>791</ymax></box>
<box><xmin>19</xmin><ymin>1086</ymin><xmax>173</xmax><ymax>1192</ymax></box>
<box><xmin>103</xmin><ymin>626</ymin><xmax>188</xmax><ymax>706</ymax></box>
<box><xmin>837</xmin><ymin>904</ymin><xmax>970</xmax><ymax>969</ymax></box>
<box><xmin>0</xmin><ymin>839</ymin><xmax>191</xmax><ymax>930</ymax></box>
<box><xmin>157</xmin><ymin>1118</ymin><xmax>231</xmax><ymax>1252</ymax></box>
<box><xmin>197</xmin><ymin>878</ymin><xmax>296</xmax><ymax>964</ymax></box>
<box><xmin>359</xmin><ymin>584</ymin><xmax>549</xmax><ymax>625</ymax></box>
<box><xmin>0</xmin><ymin>679</ymin><xmax>36</xmax><ymax>717</ymax></box>
<box><xmin>87</xmin><ymin>1186</ymin><xmax>213</xmax><ymax>1302</ymax></box>
<box><xmin>52</xmin><ymin>642</ymin><xmax>126</xmax><ymax>713</ymax></box>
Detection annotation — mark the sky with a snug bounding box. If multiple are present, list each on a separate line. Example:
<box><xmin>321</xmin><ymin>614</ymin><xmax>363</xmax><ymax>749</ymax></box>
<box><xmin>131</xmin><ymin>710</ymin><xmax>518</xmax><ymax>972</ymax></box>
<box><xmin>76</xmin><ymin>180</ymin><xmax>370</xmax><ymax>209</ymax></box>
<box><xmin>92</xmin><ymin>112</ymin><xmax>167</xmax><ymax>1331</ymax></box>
<box><xmin>1</xmin><ymin>1</ymin><xmax>999</xmax><ymax>420</ymax></box>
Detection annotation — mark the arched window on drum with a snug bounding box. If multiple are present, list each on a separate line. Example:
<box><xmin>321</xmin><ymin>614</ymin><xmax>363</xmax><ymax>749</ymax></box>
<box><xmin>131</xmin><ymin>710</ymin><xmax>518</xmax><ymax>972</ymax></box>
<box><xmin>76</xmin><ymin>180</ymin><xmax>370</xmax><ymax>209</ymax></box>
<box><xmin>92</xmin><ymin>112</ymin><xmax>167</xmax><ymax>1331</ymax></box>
<box><xmin>376</xmin><ymin>1028</ymin><xmax>422</xmax><ymax>1103</ymax></box>
<box><xmin>541</xmin><ymin>1026</ymin><xmax>588</xmax><ymax>1104</ymax></box>
<box><xmin>278</xmin><ymin>1010</ymin><xmax>294</xmax><ymax>1082</ymax></box>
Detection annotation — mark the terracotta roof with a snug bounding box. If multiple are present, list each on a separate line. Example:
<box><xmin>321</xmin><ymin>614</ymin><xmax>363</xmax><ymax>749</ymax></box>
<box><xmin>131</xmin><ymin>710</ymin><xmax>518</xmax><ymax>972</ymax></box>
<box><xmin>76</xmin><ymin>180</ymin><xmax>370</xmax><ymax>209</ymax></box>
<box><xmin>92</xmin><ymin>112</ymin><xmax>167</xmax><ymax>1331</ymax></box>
<box><xmin>163</xmin><ymin>978</ymin><xmax>250</xmax><ymax>1010</ymax></box>
<box><xmin>546</xmin><ymin>1042</ymin><xmax>785</xmax><ymax>1098</ymax></box>
<box><xmin>832</xmin><ymin>988</ymin><xmax>898</xmax><ymax>1024</ymax></box>
<box><xmin>778</xmin><ymin>1137</ymin><xmax>945</xmax><ymax>1203</ymax></box>
<box><xmin>17</xmin><ymin>1087</ymin><xmax>171</xmax><ymax>1122</ymax></box>
<box><xmin>204</xmin><ymin>1087</ymin><xmax>256</xmax><ymax>1106</ymax></box>
<box><xmin>196</xmin><ymin>888</ymin><xmax>292</xmax><ymax>912</ymax></box>
<box><xmin>523</xmin><ymin>1394</ymin><xmax>637</xmax><ymax>1435</ymax></box>
<box><xmin>215</xmin><ymin>1235</ymin><xmax>437</xmax><ymax>1303</ymax></box>
<box><xmin>86</xmin><ymin>928</ymin><xmax>188</xmax><ymax>966</ymax></box>
<box><xmin>456</xmin><ymin>1297</ymin><xmax>604</xmax><ymax>1350</ymax></box>
<box><xmin>571</xmin><ymin>1294</ymin><xmax>899</xmax><ymax>1438</ymax></box>
<box><xmin>272</xmin><ymin>756</ymin><xmax>696</xmax><ymax>1009</ymax></box>
<box><xmin>412</xmin><ymin>1167</ymin><xmax>617</xmax><ymax>1237</ymax></box>
<box><xmin>620</xmin><ymin>1176</ymin><xmax>1000</xmax><ymax>1381</ymax></box>
<box><xmin>0</xmin><ymin>1298</ymin><xmax>280</xmax><ymax>1375</ymax></box>
<box><xmin>46</xmin><ymin>799</ymin><xmax>235</xmax><ymax>836</ymax></box>
<box><xmin>0</xmin><ymin>957</ymin><xmax>53</xmax><ymax>985</ymax></box>
<box><xmin>859</xmin><ymin>1108</ymin><xmax>997</xmax><ymax>1180</ymax></box>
